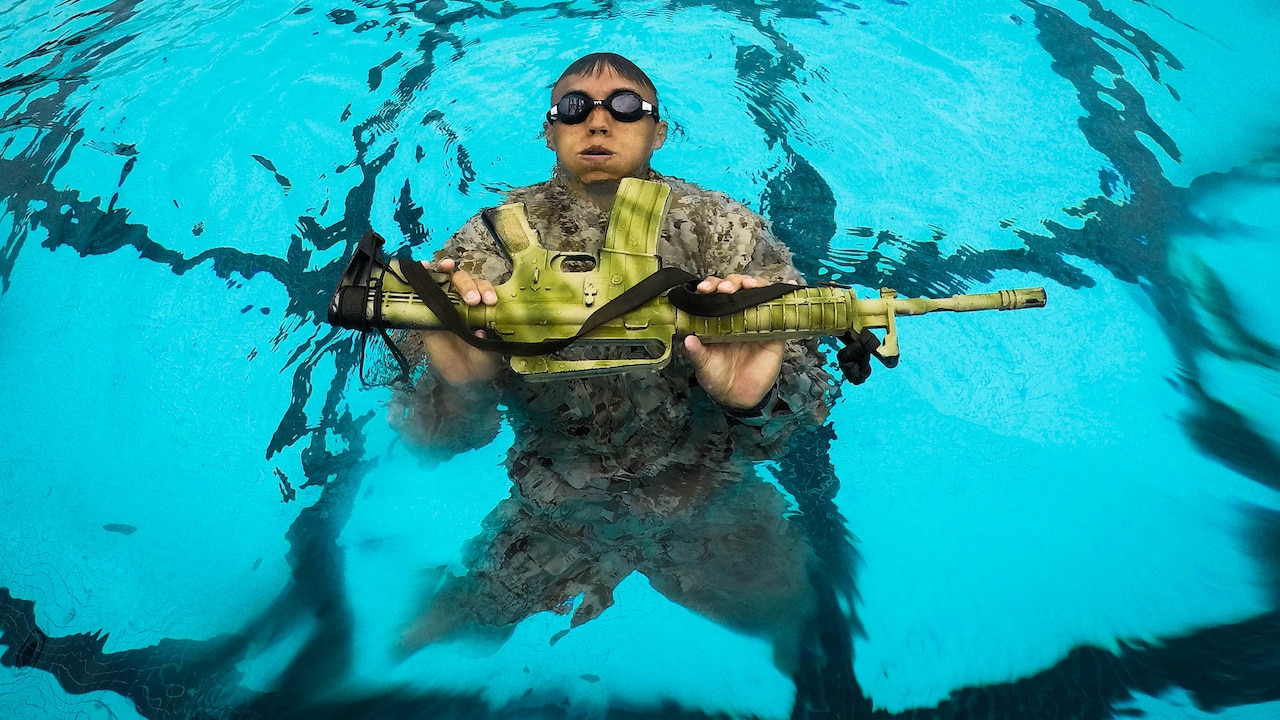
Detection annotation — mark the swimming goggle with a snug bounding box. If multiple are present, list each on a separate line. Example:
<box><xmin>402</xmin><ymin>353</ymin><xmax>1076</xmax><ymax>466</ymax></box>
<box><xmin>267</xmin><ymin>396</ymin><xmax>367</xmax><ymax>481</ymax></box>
<box><xmin>546</xmin><ymin>90</ymin><xmax>660</xmax><ymax>124</ymax></box>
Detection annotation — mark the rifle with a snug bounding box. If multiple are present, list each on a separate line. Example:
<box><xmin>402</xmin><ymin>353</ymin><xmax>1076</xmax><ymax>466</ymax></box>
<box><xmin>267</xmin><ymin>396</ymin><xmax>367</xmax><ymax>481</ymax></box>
<box><xmin>328</xmin><ymin>179</ymin><xmax>1046</xmax><ymax>382</ymax></box>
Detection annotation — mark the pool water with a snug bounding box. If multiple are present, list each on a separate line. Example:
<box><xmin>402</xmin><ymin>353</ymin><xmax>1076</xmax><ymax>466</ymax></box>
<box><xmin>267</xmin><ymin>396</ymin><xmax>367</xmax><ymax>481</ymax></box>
<box><xmin>2</xmin><ymin>1</ymin><xmax>1279</xmax><ymax>718</ymax></box>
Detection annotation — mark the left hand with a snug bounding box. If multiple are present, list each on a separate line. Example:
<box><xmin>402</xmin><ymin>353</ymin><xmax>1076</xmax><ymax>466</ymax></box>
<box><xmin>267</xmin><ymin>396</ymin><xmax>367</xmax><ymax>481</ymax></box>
<box><xmin>681</xmin><ymin>274</ymin><xmax>787</xmax><ymax>410</ymax></box>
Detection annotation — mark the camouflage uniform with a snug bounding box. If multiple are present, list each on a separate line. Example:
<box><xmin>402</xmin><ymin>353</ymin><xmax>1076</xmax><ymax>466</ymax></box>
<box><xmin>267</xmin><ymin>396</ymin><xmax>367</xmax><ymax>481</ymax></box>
<box><xmin>395</xmin><ymin>168</ymin><xmax>835</xmax><ymax>500</ymax></box>
<box><xmin>395</xmin><ymin>169</ymin><xmax>833</xmax><ymax>660</ymax></box>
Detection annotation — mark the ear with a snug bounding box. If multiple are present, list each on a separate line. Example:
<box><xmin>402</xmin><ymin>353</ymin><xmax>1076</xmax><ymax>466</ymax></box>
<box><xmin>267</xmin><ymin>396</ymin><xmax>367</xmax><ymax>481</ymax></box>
<box><xmin>544</xmin><ymin>121</ymin><xmax>556</xmax><ymax>151</ymax></box>
<box><xmin>651</xmin><ymin>120</ymin><xmax>668</xmax><ymax>151</ymax></box>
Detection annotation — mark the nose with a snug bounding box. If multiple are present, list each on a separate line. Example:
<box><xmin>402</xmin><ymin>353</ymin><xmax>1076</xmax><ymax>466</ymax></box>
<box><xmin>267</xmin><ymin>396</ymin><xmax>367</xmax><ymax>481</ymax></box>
<box><xmin>586</xmin><ymin>105</ymin><xmax>611</xmax><ymax>134</ymax></box>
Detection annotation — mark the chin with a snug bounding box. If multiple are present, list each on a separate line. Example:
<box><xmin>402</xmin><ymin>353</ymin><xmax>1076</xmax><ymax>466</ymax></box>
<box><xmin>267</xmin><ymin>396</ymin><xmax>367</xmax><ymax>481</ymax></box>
<box><xmin>574</xmin><ymin>169</ymin><xmax>625</xmax><ymax>184</ymax></box>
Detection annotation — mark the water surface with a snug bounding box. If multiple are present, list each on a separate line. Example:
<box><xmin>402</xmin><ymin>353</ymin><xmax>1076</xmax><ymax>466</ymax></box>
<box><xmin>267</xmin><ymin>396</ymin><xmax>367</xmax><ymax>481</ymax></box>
<box><xmin>2</xmin><ymin>1</ymin><xmax>1280</xmax><ymax>718</ymax></box>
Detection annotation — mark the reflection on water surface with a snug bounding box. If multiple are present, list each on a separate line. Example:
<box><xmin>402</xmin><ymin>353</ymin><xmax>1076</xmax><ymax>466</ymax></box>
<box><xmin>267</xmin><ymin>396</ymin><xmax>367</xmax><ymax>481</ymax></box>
<box><xmin>2</xmin><ymin>1</ymin><xmax>1279</xmax><ymax>718</ymax></box>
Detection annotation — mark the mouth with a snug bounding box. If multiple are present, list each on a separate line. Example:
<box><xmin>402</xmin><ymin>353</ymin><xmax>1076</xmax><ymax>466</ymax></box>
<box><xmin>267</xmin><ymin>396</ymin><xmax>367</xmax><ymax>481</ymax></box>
<box><xmin>581</xmin><ymin>146</ymin><xmax>613</xmax><ymax>159</ymax></box>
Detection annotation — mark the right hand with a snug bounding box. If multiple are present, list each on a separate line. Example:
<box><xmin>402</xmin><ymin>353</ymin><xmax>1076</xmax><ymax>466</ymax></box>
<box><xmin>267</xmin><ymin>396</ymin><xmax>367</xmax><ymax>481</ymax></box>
<box><xmin>681</xmin><ymin>274</ymin><xmax>787</xmax><ymax>410</ymax></box>
<box><xmin>419</xmin><ymin>258</ymin><xmax>501</xmax><ymax>384</ymax></box>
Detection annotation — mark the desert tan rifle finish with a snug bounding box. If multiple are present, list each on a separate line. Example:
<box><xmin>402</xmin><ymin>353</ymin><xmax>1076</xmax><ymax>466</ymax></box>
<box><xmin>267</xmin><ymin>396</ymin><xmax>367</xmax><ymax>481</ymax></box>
<box><xmin>333</xmin><ymin>178</ymin><xmax>1046</xmax><ymax>379</ymax></box>
<box><xmin>366</xmin><ymin>266</ymin><xmax>1044</xmax><ymax>379</ymax></box>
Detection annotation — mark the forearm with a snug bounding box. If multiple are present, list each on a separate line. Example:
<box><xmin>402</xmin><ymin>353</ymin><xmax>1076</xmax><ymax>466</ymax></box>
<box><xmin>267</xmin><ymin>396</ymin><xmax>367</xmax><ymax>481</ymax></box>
<box><xmin>436</xmin><ymin>215</ymin><xmax>513</xmax><ymax>284</ymax></box>
<box><xmin>420</xmin><ymin>330</ymin><xmax>501</xmax><ymax>385</ymax></box>
<box><xmin>388</xmin><ymin>366</ymin><xmax>503</xmax><ymax>458</ymax></box>
<box><xmin>726</xmin><ymin>338</ymin><xmax>836</xmax><ymax>457</ymax></box>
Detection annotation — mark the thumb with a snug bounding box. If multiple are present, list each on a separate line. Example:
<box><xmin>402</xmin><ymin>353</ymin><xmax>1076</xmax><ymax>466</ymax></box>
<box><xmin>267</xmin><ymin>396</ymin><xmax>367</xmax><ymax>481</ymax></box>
<box><xmin>682</xmin><ymin>335</ymin><xmax>710</xmax><ymax>370</ymax></box>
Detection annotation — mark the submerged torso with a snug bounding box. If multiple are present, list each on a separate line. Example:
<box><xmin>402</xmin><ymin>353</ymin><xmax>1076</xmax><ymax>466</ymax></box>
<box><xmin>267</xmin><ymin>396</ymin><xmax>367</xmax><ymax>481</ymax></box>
<box><xmin>402</xmin><ymin>169</ymin><xmax>834</xmax><ymax>499</ymax></box>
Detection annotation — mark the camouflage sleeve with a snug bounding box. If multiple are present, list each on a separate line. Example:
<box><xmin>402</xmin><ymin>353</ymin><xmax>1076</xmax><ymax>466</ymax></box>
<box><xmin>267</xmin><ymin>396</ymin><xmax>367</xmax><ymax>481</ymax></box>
<box><xmin>701</xmin><ymin>198</ymin><xmax>837</xmax><ymax>450</ymax></box>
<box><xmin>685</xmin><ymin>194</ymin><xmax>803</xmax><ymax>284</ymax></box>
<box><xmin>729</xmin><ymin>337</ymin><xmax>837</xmax><ymax>461</ymax></box>
<box><xmin>389</xmin><ymin>212</ymin><xmax>509</xmax><ymax>459</ymax></box>
<box><xmin>387</xmin><ymin>367</ymin><xmax>503</xmax><ymax>462</ymax></box>
<box><xmin>436</xmin><ymin>213</ymin><xmax>514</xmax><ymax>284</ymax></box>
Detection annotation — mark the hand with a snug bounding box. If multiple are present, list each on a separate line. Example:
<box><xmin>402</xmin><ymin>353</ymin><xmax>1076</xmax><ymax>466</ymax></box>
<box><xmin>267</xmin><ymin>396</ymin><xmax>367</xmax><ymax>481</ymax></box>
<box><xmin>682</xmin><ymin>274</ymin><xmax>786</xmax><ymax>410</ymax></box>
<box><xmin>419</xmin><ymin>259</ymin><xmax>501</xmax><ymax>384</ymax></box>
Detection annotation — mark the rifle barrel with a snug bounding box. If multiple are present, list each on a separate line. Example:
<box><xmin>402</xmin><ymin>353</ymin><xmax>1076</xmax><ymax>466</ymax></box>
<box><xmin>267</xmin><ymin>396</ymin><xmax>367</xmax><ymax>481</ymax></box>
<box><xmin>890</xmin><ymin>288</ymin><xmax>1047</xmax><ymax>315</ymax></box>
<box><xmin>676</xmin><ymin>286</ymin><xmax>1047</xmax><ymax>343</ymax></box>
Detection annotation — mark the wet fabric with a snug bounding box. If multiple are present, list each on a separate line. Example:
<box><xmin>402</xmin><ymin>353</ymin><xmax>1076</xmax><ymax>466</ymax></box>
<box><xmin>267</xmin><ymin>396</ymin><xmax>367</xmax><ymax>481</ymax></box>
<box><xmin>402</xmin><ymin>463</ymin><xmax>816</xmax><ymax>672</ymax></box>
<box><xmin>393</xmin><ymin>169</ymin><xmax>837</xmax><ymax>489</ymax></box>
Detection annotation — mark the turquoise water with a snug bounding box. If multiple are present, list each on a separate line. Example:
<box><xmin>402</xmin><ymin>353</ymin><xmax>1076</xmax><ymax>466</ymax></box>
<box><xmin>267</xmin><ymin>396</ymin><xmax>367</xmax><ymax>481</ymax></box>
<box><xmin>2</xmin><ymin>0</ymin><xmax>1279</xmax><ymax>718</ymax></box>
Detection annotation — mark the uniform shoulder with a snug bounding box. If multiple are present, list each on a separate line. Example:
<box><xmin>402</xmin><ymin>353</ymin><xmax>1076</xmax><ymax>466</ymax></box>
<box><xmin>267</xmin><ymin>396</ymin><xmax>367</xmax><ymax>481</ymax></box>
<box><xmin>501</xmin><ymin>178</ymin><xmax>556</xmax><ymax>206</ymax></box>
<box><xmin>658</xmin><ymin>174</ymin><xmax>760</xmax><ymax>219</ymax></box>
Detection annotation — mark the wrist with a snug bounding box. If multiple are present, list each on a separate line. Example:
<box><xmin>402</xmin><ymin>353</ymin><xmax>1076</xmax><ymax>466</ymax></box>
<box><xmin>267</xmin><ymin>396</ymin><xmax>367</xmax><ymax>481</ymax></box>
<box><xmin>717</xmin><ymin>384</ymin><xmax>777</xmax><ymax>423</ymax></box>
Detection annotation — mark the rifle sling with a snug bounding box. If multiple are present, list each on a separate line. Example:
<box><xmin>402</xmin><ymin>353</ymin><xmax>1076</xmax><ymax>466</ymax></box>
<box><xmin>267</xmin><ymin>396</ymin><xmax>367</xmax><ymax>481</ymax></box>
<box><xmin>666</xmin><ymin>282</ymin><xmax>800</xmax><ymax>317</ymax></box>
<box><xmin>395</xmin><ymin>258</ymin><xmax>803</xmax><ymax>358</ymax></box>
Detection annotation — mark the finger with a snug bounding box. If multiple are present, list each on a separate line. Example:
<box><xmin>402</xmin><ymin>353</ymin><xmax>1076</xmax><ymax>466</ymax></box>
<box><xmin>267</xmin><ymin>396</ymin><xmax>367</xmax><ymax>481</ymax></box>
<box><xmin>718</xmin><ymin>275</ymin><xmax>770</xmax><ymax>293</ymax></box>
<box><xmin>682</xmin><ymin>335</ymin><xmax>709</xmax><ymax>367</ymax></box>
<box><xmin>716</xmin><ymin>275</ymin><xmax>742</xmax><ymax>293</ymax></box>
<box><xmin>696</xmin><ymin>276</ymin><xmax>723</xmax><ymax>293</ymax></box>
<box><xmin>721</xmin><ymin>271</ymin><xmax>747</xmax><ymax>292</ymax></box>
<box><xmin>439</xmin><ymin>261</ymin><xmax>498</xmax><ymax>305</ymax></box>
<box><xmin>450</xmin><ymin>269</ymin><xmax>483</xmax><ymax>305</ymax></box>
<box><xmin>715</xmin><ymin>274</ymin><xmax>755</xmax><ymax>293</ymax></box>
<box><xmin>738</xmin><ymin>275</ymin><xmax>770</xmax><ymax>289</ymax></box>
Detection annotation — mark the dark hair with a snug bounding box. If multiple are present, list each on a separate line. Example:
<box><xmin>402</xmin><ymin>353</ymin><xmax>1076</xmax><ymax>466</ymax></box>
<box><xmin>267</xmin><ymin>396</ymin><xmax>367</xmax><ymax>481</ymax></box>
<box><xmin>552</xmin><ymin>53</ymin><xmax>658</xmax><ymax>102</ymax></box>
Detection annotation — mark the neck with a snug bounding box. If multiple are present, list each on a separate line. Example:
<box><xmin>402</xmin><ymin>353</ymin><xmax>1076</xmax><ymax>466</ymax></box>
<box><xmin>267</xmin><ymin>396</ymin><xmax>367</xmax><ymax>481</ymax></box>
<box><xmin>557</xmin><ymin>166</ymin><xmax>653</xmax><ymax>212</ymax></box>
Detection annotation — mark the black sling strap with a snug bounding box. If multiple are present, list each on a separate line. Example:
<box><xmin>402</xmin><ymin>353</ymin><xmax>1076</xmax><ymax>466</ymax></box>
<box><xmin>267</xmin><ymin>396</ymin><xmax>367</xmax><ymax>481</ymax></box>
<box><xmin>345</xmin><ymin>221</ymin><xmax>814</xmax><ymax>384</ymax></box>
<box><xmin>395</xmin><ymin>257</ymin><xmax>803</xmax><ymax>358</ymax></box>
<box><xmin>666</xmin><ymin>281</ymin><xmax>800</xmax><ymax>317</ymax></box>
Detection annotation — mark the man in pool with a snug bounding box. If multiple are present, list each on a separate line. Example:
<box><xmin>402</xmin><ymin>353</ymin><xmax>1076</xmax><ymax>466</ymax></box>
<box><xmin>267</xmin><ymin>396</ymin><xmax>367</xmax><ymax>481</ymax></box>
<box><xmin>394</xmin><ymin>53</ymin><xmax>835</xmax><ymax>665</ymax></box>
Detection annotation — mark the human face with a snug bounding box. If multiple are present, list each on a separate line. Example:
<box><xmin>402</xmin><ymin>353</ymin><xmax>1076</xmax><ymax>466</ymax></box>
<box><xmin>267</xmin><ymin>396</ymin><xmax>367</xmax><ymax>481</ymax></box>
<box><xmin>544</xmin><ymin>67</ymin><xmax>667</xmax><ymax>185</ymax></box>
